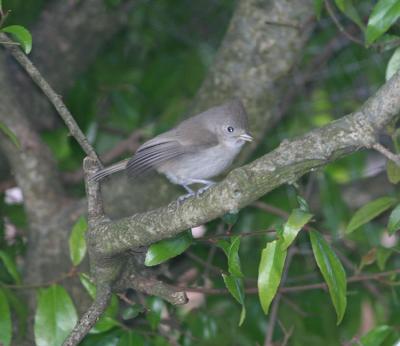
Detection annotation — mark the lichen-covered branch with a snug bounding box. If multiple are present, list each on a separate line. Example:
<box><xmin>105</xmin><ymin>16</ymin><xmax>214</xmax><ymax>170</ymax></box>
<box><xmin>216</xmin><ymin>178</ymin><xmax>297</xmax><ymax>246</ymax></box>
<box><xmin>93</xmin><ymin>70</ymin><xmax>400</xmax><ymax>256</ymax></box>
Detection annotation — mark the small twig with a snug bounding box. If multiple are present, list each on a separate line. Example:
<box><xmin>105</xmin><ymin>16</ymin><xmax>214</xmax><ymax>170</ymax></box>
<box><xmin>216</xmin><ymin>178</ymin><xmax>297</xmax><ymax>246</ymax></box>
<box><xmin>62</xmin><ymin>285</ymin><xmax>112</xmax><ymax>346</ymax></box>
<box><xmin>372</xmin><ymin>143</ymin><xmax>400</xmax><ymax>166</ymax></box>
<box><xmin>0</xmin><ymin>32</ymin><xmax>102</xmax><ymax>165</ymax></box>
<box><xmin>323</xmin><ymin>0</ymin><xmax>364</xmax><ymax>46</ymax></box>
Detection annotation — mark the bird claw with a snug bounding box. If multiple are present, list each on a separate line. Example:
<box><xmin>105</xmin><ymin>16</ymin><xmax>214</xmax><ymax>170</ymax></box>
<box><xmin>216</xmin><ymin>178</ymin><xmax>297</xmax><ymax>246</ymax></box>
<box><xmin>196</xmin><ymin>183</ymin><xmax>215</xmax><ymax>197</ymax></box>
<box><xmin>177</xmin><ymin>192</ymin><xmax>195</xmax><ymax>204</ymax></box>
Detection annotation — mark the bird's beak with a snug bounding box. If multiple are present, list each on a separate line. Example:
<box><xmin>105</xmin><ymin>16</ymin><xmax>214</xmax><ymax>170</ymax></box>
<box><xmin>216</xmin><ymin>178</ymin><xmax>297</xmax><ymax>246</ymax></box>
<box><xmin>239</xmin><ymin>133</ymin><xmax>253</xmax><ymax>142</ymax></box>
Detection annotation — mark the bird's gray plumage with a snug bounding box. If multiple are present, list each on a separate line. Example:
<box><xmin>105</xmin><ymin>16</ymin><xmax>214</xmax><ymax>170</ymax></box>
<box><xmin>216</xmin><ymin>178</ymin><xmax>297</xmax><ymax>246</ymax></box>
<box><xmin>91</xmin><ymin>99</ymin><xmax>252</xmax><ymax>200</ymax></box>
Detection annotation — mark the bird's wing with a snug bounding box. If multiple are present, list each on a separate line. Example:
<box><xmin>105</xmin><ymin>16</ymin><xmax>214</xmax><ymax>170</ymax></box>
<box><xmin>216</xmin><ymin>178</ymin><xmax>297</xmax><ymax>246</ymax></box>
<box><xmin>126</xmin><ymin>127</ymin><xmax>219</xmax><ymax>177</ymax></box>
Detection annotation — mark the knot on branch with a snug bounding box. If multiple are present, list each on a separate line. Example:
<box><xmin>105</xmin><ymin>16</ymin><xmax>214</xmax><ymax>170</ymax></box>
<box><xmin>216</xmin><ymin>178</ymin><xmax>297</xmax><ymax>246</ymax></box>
<box><xmin>350</xmin><ymin>111</ymin><xmax>377</xmax><ymax>148</ymax></box>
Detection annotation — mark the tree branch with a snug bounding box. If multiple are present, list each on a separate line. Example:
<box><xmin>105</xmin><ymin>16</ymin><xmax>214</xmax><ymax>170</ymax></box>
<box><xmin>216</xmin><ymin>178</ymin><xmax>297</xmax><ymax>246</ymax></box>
<box><xmin>62</xmin><ymin>284</ymin><xmax>112</xmax><ymax>346</ymax></box>
<box><xmin>92</xmin><ymin>70</ymin><xmax>400</xmax><ymax>256</ymax></box>
<box><xmin>0</xmin><ymin>33</ymin><xmax>101</xmax><ymax>164</ymax></box>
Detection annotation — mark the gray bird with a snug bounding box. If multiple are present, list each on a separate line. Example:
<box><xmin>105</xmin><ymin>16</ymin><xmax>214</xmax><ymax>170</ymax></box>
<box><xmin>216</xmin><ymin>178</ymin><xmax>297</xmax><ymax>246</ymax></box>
<box><xmin>92</xmin><ymin>99</ymin><xmax>253</xmax><ymax>201</ymax></box>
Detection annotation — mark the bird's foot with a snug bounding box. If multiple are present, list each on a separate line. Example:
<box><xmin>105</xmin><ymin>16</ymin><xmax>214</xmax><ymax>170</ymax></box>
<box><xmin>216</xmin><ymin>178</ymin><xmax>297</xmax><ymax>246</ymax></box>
<box><xmin>177</xmin><ymin>192</ymin><xmax>195</xmax><ymax>204</ymax></box>
<box><xmin>196</xmin><ymin>182</ymin><xmax>216</xmax><ymax>197</ymax></box>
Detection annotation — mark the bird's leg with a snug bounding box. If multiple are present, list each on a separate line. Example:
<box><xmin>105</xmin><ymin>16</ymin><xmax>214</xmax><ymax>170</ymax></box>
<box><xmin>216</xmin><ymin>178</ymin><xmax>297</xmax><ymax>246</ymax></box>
<box><xmin>177</xmin><ymin>184</ymin><xmax>196</xmax><ymax>203</ymax></box>
<box><xmin>188</xmin><ymin>179</ymin><xmax>216</xmax><ymax>196</ymax></box>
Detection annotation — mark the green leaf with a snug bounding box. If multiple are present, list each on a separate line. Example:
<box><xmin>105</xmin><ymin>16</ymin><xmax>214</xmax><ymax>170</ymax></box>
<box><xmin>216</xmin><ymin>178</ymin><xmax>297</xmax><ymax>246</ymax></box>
<box><xmin>69</xmin><ymin>216</ymin><xmax>88</xmax><ymax>266</ymax></box>
<box><xmin>281</xmin><ymin>209</ymin><xmax>313</xmax><ymax>250</ymax></box>
<box><xmin>216</xmin><ymin>239</ymin><xmax>230</xmax><ymax>257</ymax></box>
<box><xmin>2</xmin><ymin>287</ymin><xmax>28</xmax><ymax>338</ymax></box>
<box><xmin>297</xmin><ymin>195</ymin><xmax>310</xmax><ymax>212</ymax></box>
<box><xmin>0</xmin><ymin>25</ymin><xmax>32</xmax><ymax>54</ymax></box>
<box><xmin>346</xmin><ymin>197</ymin><xmax>397</xmax><ymax>234</ymax></box>
<box><xmin>366</xmin><ymin>0</ymin><xmax>400</xmax><ymax>44</ymax></box>
<box><xmin>228</xmin><ymin>236</ymin><xmax>243</xmax><ymax>277</ymax></box>
<box><xmin>121</xmin><ymin>305</ymin><xmax>145</xmax><ymax>320</ymax></box>
<box><xmin>386</xmin><ymin>47</ymin><xmax>400</xmax><ymax>81</ymax></box>
<box><xmin>360</xmin><ymin>325</ymin><xmax>393</xmax><ymax>346</ymax></box>
<box><xmin>0</xmin><ymin>250</ymin><xmax>21</xmax><ymax>283</ymax></box>
<box><xmin>309</xmin><ymin>230</ymin><xmax>347</xmax><ymax>324</ymax></box>
<box><xmin>0</xmin><ymin>288</ymin><xmax>12</xmax><ymax>346</ymax></box>
<box><xmin>145</xmin><ymin>231</ymin><xmax>193</xmax><ymax>266</ymax></box>
<box><xmin>222</xmin><ymin>212</ymin><xmax>239</xmax><ymax>225</ymax></box>
<box><xmin>386</xmin><ymin>159</ymin><xmax>400</xmax><ymax>184</ymax></box>
<box><xmin>314</xmin><ymin>0</ymin><xmax>324</xmax><ymax>19</ymax></box>
<box><xmin>0</xmin><ymin>122</ymin><xmax>20</xmax><ymax>149</ymax></box>
<box><xmin>222</xmin><ymin>274</ymin><xmax>246</xmax><ymax>326</ymax></box>
<box><xmin>388</xmin><ymin>203</ymin><xmax>400</xmax><ymax>234</ymax></box>
<box><xmin>79</xmin><ymin>274</ymin><xmax>119</xmax><ymax>334</ymax></box>
<box><xmin>34</xmin><ymin>285</ymin><xmax>78</xmax><ymax>346</ymax></box>
<box><xmin>257</xmin><ymin>240</ymin><xmax>287</xmax><ymax>314</ymax></box>
<box><xmin>377</xmin><ymin>247</ymin><xmax>393</xmax><ymax>270</ymax></box>
<box><xmin>117</xmin><ymin>331</ymin><xmax>145</xmax><ymax>346</ymax></box>
<box><xmin>335</xmin><ymin>0</ymin><xmax>364</xmax><ymax>29</ymax></box>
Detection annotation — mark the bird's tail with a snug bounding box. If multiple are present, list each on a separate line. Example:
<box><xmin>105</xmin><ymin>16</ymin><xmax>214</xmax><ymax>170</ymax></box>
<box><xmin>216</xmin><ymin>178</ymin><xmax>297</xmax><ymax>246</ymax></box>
<box><xmin>91</xmin><ymin>159</ymin><xmax>129</xmax><ymax>181</ymax></box>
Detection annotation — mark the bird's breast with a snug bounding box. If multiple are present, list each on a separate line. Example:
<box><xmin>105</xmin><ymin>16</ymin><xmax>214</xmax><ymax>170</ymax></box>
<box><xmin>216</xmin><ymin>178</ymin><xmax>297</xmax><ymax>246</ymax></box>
<box><xmin>157</xmin><ymin>144</ymin><xmax>243</xmax><ymax>181</ymax></box>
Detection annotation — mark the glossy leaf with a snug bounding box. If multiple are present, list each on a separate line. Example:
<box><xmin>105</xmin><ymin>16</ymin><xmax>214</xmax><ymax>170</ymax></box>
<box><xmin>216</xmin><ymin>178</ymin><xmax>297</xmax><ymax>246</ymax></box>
<box><xmin>366</xmin><ymin>0</ymin><xmax>400</xmax><ymax>44</ymax></box>
<box><xmin>0</xmin><ymin>122</ymin><xmax>20</xmax><ymax>149</ymax></box>
<box><xmin>388</xmin><ymin>203</ymin><xmax>400</xmax><ymax>234</ymax></box>
<box><xmin>386</xmin><ymin>159</ymin><xmax>400</xmax><ymax>184</ymax></box>
<box><xmin>360</xmin><ymin>325</ymin><xmax>393</xmax><ymax>346</ymax></box>
<box><xmin>314</xmin><ymin>0</ymin><xmax>323</xmax><ymax>19</ymax></box>
<box><xmin>117</xmin><ymin>331</ymin><xmax>145</xmax><ymax>346</ymax></box>
<box><xmin>2</xmin><ymin>287</ymin><xmax>28</xmax><ymax>338</ymax></box>
<box><xmin>34</xmin><ymin>285</ymin><xmax>78</xmax><ymax>346</ymax></box>
<box><xmin>1</xmin><ymin>25</ymin><xmax>32</xmax><ymax>54</ymax></box>
<box><xmin>386</xmin><ymin>47</ymin><xmax>400</xmax><ymax>81</ymax></box>
<box><xmin>377</xmin><ymin>247</ymin><xmax>393</xmax><ymax>270</ymax></box>
<box><xmin>222</xmin><ymin>274</ymin><xmax>246</xmax><ymax>326</ymax></box>
<box><xmin>346</xmin><ymin>197</ymin><xmax>397</xmax><ymax>234</ymax></box>
<box><xmin>0</xmin><ymin>288</ymin><xmax>11</xmax><ymax>346</ymax></box>
<box><xmin>310</xmin><ymin>230</ymin><xmax>347</xmax><ymax>324</ymax></box>
<box><xmin>282</xmin><ymin>209</ymin><xmax>313</xmax><ymax>250</ymax></box>
<box><xmin>228</xmin><ymin>236</ymin><xmax>243</xmax><ymax>277</ymax></box>
<box><xmin>222</xmin><ymin>212</ymin><xmax>239</xmax><ymax>225</ymax></box>
<box><xmin>0</xmin><ymin>250</ymin><xmax>21</xmax><ymax>283</ymax></box>
<box><xmin>258</xmin><ymin>240</ymin><xmax>287</xmax><ymax>314</ymax></box>
<box><xmin>145</xmin><ymin>231</ymin><xmax>193</xmax><ymax>266</ymax></box>
<box><xmin>335</xmin><ymin>0</ymin><xmax>364</xmax><ymax>28</ymax></box>
<box><xmin>69</xmin><ymin>216</ymin><xmax>88</xmax><ymax>266</ymax></box>
<box><xmin>79</xmin><ymin>273</ymin><xmax>119</xmax><ymax>334</ymax></box>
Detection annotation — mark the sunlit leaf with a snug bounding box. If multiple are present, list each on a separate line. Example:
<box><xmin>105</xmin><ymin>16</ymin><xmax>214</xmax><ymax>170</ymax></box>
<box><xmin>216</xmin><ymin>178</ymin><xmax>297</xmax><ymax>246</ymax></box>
<box><xmin>69</xmin><ymin>216</ymin><xmax>88</xmax><ymax>266</ymax></box>
<box><xmin>0</xmin><ymin>288</ymin><xmax>11</xmax><ymax>346</ymax></box>
<box><xmin>366</xmin><ymin>0</ymin><xmax>400</xmax><ymax>44</ymax></box>
<box><xmin>386</xmin><ymin>47</ymin><xmax>400</xmax><ymax>81</ymax></box>
<box><xmin>309</xmin><ymin>230</ymin><xmax>347</xmax><ymax>324</ymax></box>
<box><xmin>222</xmin><ymin>274</ymin><xmax>246</xmax><ymax>326</ymax></box>
<box><xmin>0</xmin><ymin>122</ymin><xmax>20</xmax><ymax>149</ymax></box>
<box><xmin>1</xmin><ymin>25</ymin><xmax>32</xmax><ymax>54</ymax></box>
<box><xmin>34</xmin><ymin>285</ymin><xmax>78</xmax><ymax>346</ymax></box>
<box><xmin>376</xmin><ymin>247</ymin><xmax>393</xmax><ymax>270</ymax></box>
<box><xmin>145</xmin><ymin>231</ymin><xmax>193</xmax><ymax>266</ymax></box>
<box><xmin>258</xmin><ymin>240</ymin><xmax>287</xmax><ymax>314</ymax></box>
<box><xmin>228</xmin><ymin>236</ymin><xmax>243</xmax><ymax>277</ymax></box>
<box><xmin>281</xmin><ymin>209</ymin><xmax>313</xmax><ymax>250</ymax></box>
<box><xmin>388</xmin><ymin>203</ymin><xmax>400</xmax><ymax>234</ymax></box>
<box><xmin>360</xmin><ymin>325</ymin><xmax>393</xmax><ymax>346</ymax></box>
<box><xmin>346</xmin><ymin>197</ymin><xmax>397</xmax><ymax>234</ymax></box>
<box><xmin>386</xmin><ymin>159</ymin><xmax>400</xmax><ymax>184</ymax></box>
<box><xmin>0</xmin><ymin>250</ymin><xmax>21</xmax><ymax>283</ymax></box>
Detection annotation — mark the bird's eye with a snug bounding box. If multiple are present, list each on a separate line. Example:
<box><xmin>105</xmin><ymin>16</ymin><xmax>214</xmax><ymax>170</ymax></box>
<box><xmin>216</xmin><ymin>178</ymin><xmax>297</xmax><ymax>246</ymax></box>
<box><xmin>227</xmin><ymin>126</ymin><xmax>234</xmax><ymax>133</ymax></box>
